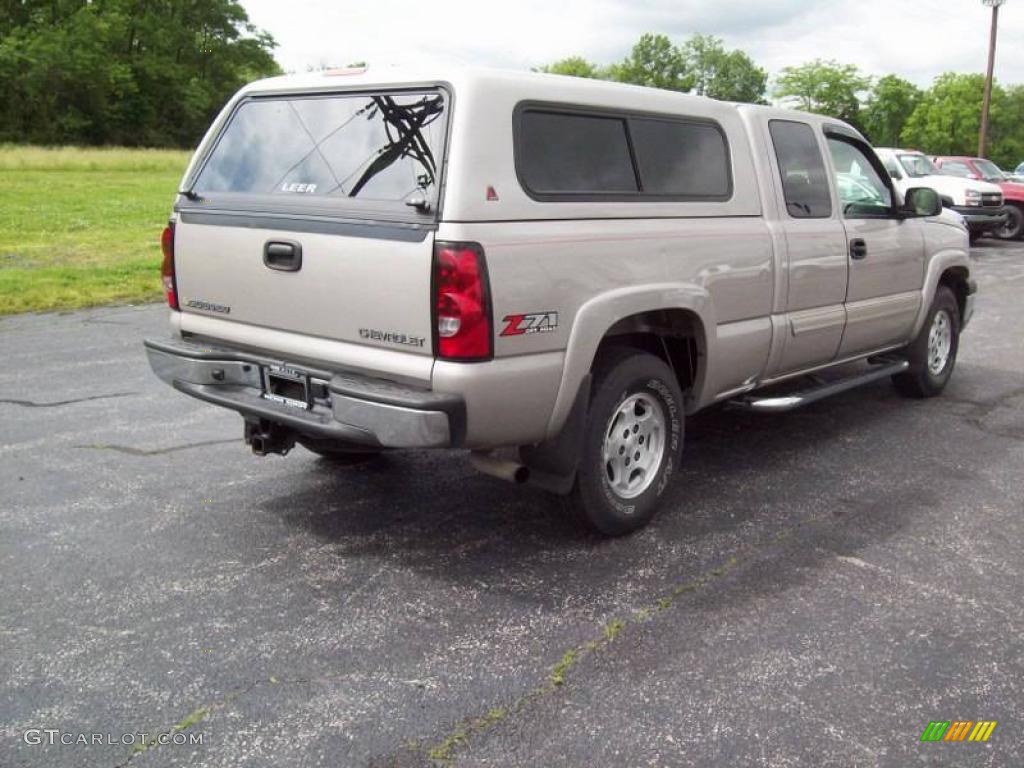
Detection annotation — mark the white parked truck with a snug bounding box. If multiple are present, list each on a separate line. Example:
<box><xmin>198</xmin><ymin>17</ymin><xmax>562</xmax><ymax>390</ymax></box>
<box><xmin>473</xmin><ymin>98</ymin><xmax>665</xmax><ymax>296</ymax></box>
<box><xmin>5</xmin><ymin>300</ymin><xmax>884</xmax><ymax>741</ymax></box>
<box><xmin>875</xmin><ymin>147</ymin><xmax>1006</xmax><ymax>243</ymax></box>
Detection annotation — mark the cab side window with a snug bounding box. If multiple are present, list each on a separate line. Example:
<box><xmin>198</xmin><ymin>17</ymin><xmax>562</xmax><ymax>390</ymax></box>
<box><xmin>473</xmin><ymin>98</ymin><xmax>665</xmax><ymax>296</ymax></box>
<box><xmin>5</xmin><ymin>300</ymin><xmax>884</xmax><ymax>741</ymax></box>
<box><xmin>768</xmin><ymin>120</ymin><xmax>832</xmax><ymax>218</ymax></box>
<box><xmin>826</xmin><ymin>138</ymin><xmax>893</xmax><ymax>217</ymax></box>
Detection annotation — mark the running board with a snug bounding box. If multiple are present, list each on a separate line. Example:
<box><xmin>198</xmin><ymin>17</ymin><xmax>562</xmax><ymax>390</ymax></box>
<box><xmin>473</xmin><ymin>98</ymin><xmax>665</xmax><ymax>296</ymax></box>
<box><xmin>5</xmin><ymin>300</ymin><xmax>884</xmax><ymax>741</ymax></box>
<box><xmin>728</xmin><ymin>360</ymin><xmax>909</xmax><ymax>413</ymax></box>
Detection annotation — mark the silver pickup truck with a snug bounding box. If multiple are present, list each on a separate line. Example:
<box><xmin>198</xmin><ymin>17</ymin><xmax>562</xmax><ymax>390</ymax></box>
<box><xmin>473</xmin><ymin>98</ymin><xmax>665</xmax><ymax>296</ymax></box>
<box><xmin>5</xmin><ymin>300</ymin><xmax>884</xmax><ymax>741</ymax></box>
<box><xmin>146</xmin><ymin>67</ymin><xmax>976</xmax><ymax>535</ymax></box>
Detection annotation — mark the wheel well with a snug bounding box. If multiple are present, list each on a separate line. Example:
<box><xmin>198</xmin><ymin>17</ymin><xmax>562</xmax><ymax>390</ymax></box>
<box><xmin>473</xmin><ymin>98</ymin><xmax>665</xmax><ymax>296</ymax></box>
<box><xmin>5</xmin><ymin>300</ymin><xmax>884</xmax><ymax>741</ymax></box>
<box><xmin>939</xmin><ymin>267</ymin><xmax>970</xmax><ymax>320</ymax></box>
<box><xmin>595</xmin><ymin>310</ymin><xmax>706</xmax><ymax>400</ymax></box>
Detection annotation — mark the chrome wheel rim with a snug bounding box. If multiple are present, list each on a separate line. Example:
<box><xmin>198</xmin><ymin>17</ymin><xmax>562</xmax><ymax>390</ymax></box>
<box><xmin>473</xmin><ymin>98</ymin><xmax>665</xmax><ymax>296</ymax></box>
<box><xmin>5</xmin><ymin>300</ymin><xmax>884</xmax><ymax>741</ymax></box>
<box><xmin>927</xmin><ymin>309</ymin><xmax>952</xmax><ymax>376</ymax></box>
<box><xmin>602</xmin><ymin>392</ymin><xmax>666</xmax><ymax>500</ymax></box>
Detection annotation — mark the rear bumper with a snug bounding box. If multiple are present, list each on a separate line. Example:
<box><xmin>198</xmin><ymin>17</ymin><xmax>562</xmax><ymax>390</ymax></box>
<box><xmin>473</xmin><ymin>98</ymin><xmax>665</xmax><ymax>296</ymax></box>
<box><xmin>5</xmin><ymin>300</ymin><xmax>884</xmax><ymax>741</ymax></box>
<box><xmin>950</xmin><ymin>206</ymin><xmax>1008</xmax><ymax>232</ymax></box>
<box><xmin>144</xmin><ymin>337</ymin><xmax>463</xmax><ymax>448</ymax></box>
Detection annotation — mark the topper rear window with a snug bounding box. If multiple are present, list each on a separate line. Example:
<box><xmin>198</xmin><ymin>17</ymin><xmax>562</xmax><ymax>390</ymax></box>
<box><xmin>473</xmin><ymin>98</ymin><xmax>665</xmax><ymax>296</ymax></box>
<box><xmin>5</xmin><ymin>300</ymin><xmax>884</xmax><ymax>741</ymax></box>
<box><xmin>192</xmin><ymin>91</ymin><xmax>446</xmax><ymax>206</ymax></box>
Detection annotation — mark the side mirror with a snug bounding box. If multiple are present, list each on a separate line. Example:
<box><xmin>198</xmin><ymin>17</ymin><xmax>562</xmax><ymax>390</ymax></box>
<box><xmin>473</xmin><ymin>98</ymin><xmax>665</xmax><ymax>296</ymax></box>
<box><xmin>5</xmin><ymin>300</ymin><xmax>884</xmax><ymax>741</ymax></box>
<box><xmin>903</xmin><ymin>187</ymin><xmax>942</xmax><ymax>217</ymax></box>
<box><xmin>888</xmin><ymin>168</ymin><xmax>902</xmax><ymax>180</ymax></box>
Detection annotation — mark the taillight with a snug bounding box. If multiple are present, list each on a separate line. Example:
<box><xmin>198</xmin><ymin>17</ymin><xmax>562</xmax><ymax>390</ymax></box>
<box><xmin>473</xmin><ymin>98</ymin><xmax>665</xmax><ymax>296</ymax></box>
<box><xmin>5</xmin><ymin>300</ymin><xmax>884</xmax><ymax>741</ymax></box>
<box><xmin>432</xmin><ymin>241</ymin><xmax>492</xmax><ymax>361</ymax></box>
<box><xmin>160</xmin><ymin>222</ymin><xmax>178</xmax><ymax>310</ymax></box>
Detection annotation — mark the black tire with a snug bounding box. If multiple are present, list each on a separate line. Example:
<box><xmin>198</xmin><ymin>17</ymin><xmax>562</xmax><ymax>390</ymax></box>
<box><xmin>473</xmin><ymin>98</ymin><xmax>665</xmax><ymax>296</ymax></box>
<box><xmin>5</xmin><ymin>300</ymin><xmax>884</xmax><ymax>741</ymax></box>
<box><xmin>297</xmin><ymin>437</ymin><xmax>382</xmax><ymax>465</ymax></box>
<box><xmin>892</xmin><ymin>285</ymin><xmax>960</xmax><ymax>398</ymax></box>
<box><xmin>570</xmin><ymin>347</ymin><xmax>684</xmax><ymax>536</ymax></box>
<box><xmin>995</xmin><ymin>204</ymin><xmax>1024</xmax><ymax>240</ymax></box>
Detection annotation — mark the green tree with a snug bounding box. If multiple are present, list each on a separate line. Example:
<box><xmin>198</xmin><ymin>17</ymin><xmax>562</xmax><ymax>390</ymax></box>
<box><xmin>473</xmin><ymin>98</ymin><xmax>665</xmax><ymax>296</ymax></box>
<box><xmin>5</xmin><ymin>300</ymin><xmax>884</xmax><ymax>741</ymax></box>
<box><xmin>900</xmin><ymin>74</ymin><xmax>1024</xmax><ymax>167</ymax></box>
<box><xmin>988</xmin><ymin>84</ymin><xmax>1024</xmax><ymax>168</ymax></box>
<box><xmin>608</xmin><ymin>33</ymin><xmax>692</xmax><ymax>92</ymax></box>
<box><xmin>0</xmin><ymin>0</ymin><xmax>280</xmax><ymax>147</ymax></box>
<box><xmin>862</xmin><ymin>75</ymin><xmax>921</xmax><ymax>146</ymax></box>
<box><xmin>774</xmin><ymin>59</ymin><xmax>871</xmax><ymax>128</ymax></box>
<box><xmin>538</xmin><ymin>34</ymin><xmax>766</xmax><ymax>102</ymax></box>
<box><xmin>537</xmin><ymin>56</ymin><xmax>604</xmax><ymax>79</ymax></box>
<box><xmin>681</xmin><ymin>34</ymin><xmax>767</xmax><ymax>103</ymax></box>
<box><xmin>901</xmin><ymin>73</ymin><xmax>989</xmax><ymax>157</ymax></box>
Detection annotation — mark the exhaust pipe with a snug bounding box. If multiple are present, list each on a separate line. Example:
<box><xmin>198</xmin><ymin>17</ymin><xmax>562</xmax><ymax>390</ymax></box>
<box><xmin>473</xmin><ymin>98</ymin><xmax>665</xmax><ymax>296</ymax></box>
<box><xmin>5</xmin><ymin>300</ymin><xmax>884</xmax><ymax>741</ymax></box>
<box><xmin>244</xmin><ymin>419</ymin><xmax>295</xmax><ymax>456</ymax></box>
<box><xmin>469</xmin><ymin>451</ymin><xmax>530</xmax><ymax>484</ymax></box>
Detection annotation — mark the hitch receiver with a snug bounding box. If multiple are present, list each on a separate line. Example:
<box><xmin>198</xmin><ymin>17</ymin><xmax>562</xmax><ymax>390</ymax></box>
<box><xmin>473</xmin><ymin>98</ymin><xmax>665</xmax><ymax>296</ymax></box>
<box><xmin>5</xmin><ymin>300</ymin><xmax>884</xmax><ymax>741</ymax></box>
<box><xmin>244</xmin><ymin>419</ymin><xmax>296</xmax><ymax>456</ymax></box>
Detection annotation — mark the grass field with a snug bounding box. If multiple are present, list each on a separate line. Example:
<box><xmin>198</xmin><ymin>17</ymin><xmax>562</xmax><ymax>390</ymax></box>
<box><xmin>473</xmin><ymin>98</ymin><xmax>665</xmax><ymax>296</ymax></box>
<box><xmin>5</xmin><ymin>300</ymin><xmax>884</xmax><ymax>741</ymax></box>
<box><xmin>0</xmin><ymin>144</ymin><xmax>191</xmax><ymax>315</ymax></box>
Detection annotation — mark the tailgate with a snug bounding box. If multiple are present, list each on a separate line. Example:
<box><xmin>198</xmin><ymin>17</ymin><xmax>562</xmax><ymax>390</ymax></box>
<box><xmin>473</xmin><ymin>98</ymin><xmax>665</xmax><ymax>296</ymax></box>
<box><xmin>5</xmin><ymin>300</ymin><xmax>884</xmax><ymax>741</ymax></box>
<box><xmin>173</xmin><ymin>87</ymin><xmax>448</xmax><ymax>356</ymax></box>
<box><xmin>174</xmin><ymin>218</ymin><xmax>434</xmax><ymax>353</ymax></box>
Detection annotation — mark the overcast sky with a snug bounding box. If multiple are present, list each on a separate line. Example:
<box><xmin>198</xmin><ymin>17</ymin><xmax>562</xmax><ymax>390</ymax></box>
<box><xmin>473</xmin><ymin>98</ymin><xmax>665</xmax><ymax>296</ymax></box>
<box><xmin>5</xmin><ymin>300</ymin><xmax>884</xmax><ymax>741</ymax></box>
<box><xmin>241</xmin><ymin>0</ymin><xmax>1024</xmax><ymax>89</ymax></box>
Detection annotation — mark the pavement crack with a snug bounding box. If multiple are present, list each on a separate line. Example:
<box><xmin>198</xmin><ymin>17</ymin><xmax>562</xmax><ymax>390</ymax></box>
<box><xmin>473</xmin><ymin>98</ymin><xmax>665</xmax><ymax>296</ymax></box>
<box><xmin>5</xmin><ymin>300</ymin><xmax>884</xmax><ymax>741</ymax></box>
<box><xmin>408</xmin><ymin>552</ymin><xmax>747</xmax><ymax>764</ymax></box>
<box><xmin>83</xmin><ymin>316</ymin><xmax>131</xmax><ymax>326</ymax></box>
<box><xmin>407</xmin><ymin>504</ymin><xmax>1016</xmax><ymax>765</ymax></box>
<box><xmin>110</xmin><ymin>676</ymin><xmax>310</xmax><ymax>768</ymax></box>
<box><xmin>77</xmin><ymin>438</ymin><xmax>237</xmax><ymax>456</ymax></box>
<box><xmin>961</xmin><ymin>389</ymin><xmax>1024</xmax><ymax>441</ymax></box>
<box><xmin>0</xmin><ymin>391</ymin><xmax>137</xmax><ymax>408</ymax></box>
<box><xmin>946</xmin><ymin>385</ymin><xmax>1024</xmax><ymax>442</ymax></box>
<box><xmin>112</xmin><ymin>704</ymin><xmax>212</xmax><ymax>767</ymax></box>
<box><xmin>946</xmin><ymin>385</ymin><xmax>1024</xmax><ymax>412</ymax></box>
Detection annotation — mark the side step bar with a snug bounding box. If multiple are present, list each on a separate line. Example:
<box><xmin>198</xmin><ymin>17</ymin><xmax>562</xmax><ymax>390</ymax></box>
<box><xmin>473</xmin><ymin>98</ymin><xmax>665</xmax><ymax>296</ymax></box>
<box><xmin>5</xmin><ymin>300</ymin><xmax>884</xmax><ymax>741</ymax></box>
<box><xmin>728</xmin><ymin>360</ymin><xmax>909</xmax><ymax>413</ymax></box>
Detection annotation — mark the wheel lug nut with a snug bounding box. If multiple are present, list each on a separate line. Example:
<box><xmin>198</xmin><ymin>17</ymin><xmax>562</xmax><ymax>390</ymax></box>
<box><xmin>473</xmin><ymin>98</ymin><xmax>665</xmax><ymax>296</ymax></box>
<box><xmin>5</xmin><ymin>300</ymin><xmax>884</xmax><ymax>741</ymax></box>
<box><xmin>619</xmin><ymin>446</ymin><xmax>624</xmax><ymax>455</ymax></box>
<box><xmin>623</xmin><ymin>429</ymin><xmax>629</xmax><ymax>439</ymax></box>
<box><xmin>634</xmin><ymin>452</ymin><xmax>640</xmax><ymax>460</ymax></box>
<box><xmin>638</xmin><ymin>435</ymin><xmax>644</xmax><ymax>444</ymax></box>
<box><xmin>625</xmin><ymin>458</ymin><xmax>630</xmax><ymax>466</ymax></box>
<box><xmin>633</xmin><ymin>425</ymin><xmax>639</xmax><ymax>433</ymax></box>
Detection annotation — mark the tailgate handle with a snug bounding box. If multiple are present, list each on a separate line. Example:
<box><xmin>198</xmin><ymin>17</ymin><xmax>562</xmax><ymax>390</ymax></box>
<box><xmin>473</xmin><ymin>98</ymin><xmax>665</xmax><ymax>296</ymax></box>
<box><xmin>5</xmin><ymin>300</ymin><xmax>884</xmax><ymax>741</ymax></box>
<box><xmin>264</xmin><ymin>240</ymin><xmax>302</xmax><ymax>272</ymax></box>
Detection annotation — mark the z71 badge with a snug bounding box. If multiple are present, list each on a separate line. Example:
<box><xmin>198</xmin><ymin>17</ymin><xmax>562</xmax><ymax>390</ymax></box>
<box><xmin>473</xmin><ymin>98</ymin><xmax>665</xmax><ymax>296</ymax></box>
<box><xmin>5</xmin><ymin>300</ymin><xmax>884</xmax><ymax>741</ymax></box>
<box><xmin>501</xmin><ymin>312</ymin><xmax>558</xmax><ymax>336</ymax></box>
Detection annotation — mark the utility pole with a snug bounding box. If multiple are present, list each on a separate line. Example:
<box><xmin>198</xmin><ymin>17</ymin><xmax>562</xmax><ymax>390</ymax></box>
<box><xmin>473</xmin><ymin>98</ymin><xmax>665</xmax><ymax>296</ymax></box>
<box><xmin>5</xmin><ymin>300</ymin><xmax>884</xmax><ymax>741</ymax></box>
<box><xmin>978</xmin><ymin>0</ymin><xmax>1006</xmax><ymax>158</ymax></box>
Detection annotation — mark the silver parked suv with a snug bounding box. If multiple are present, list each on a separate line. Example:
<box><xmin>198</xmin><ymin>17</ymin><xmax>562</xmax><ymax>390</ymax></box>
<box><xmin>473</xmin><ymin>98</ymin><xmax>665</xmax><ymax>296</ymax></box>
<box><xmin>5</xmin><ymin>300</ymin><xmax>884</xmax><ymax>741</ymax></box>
<box><xmin>147</xmin><ymin>67</ymin><xmax>976</xmax><ymax>535</ymax></box>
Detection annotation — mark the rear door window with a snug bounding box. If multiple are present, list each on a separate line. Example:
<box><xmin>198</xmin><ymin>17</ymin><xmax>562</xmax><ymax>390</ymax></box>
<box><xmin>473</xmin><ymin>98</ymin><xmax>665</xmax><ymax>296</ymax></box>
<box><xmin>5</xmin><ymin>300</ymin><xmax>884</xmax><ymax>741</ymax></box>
<box><xmin>194</xmin><ymin>91</ymin><xmax>446</xmax><ymax>206</ymax></box>
<box><xmin>768</xmin><ymin>120</ymin><xmax>832</xmax><ymax>218</ymax></box>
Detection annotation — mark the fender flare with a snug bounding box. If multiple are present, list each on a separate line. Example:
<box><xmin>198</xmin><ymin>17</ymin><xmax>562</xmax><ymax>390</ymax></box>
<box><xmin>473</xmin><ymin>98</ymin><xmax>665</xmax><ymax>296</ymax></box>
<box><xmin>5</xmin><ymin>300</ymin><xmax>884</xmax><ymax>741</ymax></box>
<box><xmin>913</xmin><ymin>248</ymin><xmax>971</xmax><ymax>337</ymax></box>
<box><xmin>545</xmin><ymin>283</ymin><xmax>715</xmax><ymax>438</ymax></box>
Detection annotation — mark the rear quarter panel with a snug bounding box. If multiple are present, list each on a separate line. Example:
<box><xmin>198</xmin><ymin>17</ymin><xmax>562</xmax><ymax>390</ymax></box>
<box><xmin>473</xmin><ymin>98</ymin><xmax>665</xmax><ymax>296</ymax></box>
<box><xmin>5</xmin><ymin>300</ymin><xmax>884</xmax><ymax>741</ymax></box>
<box><xmin>437</xmin><ymin>79</ymin><xmax>774</xmax><ymax>434</ymax></box>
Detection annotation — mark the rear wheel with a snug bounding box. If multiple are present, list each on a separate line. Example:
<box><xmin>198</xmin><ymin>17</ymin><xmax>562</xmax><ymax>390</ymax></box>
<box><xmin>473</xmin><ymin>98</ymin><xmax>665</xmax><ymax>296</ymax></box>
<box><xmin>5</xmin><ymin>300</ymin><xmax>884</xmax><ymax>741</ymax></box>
<box><xmin>892</xmin><ymin>285</ymin><xmax>960</xmax><ymax>398</ymax></box>
<box><xmin>995</xmin><ymin>204</ymin><xmax>1024</xmax><ymax>240</ymax></box>
<box><xmin>570</xmin><ymin>348</ymin><xmax>684</xmax><ymax>536</ymax></box>
<box><xmin>297</xmin><ymin>438</ymin><xmax>381</xmax><ymax>465</ymax></box>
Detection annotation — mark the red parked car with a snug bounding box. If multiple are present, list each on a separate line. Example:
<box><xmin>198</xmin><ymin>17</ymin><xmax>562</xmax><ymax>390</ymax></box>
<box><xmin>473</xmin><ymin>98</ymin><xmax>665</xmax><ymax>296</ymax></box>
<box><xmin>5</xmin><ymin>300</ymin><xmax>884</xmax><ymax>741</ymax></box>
<box><xmin>933</xmin><ymin>156</ymin><xmax>1024</xmax><ymax>240</ymax></box>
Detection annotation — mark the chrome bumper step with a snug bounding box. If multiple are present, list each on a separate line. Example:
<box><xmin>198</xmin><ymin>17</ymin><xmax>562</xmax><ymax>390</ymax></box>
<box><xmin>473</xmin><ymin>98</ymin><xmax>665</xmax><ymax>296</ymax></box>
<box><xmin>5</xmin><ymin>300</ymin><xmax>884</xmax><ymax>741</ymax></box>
<box><xmin>728</xmin><ymin>359</ymin><xmax>909</xmax><ymax>413</ymax></box>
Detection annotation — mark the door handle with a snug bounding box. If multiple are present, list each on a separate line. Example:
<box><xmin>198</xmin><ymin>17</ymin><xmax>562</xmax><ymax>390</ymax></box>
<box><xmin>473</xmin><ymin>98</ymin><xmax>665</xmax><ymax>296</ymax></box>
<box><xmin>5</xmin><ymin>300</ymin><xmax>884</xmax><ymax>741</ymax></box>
<box><xmin>264</xmin><ymin>240</ymin><xmax>302</xmax><ymax>272</ymax></box>
<box><xmin>850</xmin><ymin>238</ymin><xmax>868</xmax><ymax>260</ymax></box>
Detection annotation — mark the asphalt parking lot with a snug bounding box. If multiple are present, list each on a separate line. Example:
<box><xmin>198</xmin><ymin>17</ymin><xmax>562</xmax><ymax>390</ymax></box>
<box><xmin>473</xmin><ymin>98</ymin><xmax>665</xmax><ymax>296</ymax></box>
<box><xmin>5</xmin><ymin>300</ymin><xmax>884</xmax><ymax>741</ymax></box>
<box><xmin>2</xmin><ymin>241</ymin><xmax>1023</xmax><ymax>768</ymax></box>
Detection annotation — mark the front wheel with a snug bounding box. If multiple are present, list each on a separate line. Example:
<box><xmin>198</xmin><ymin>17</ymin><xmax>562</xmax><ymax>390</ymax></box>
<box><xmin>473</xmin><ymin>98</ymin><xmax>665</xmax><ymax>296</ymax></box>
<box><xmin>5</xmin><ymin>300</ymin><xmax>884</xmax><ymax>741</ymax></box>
<box><xmin>570</xmin><ymin>348</ymin><xmax>684</xmax><ymax>536</ymax></box>
<box><xmin>995</xmin><ymin>205</ymin><xmax>1024</xmax><ymax>240</ymax></box>
<box><xmin>892</xmin><ymin>285</ymin><xmax>960</xmax><ymax>398</ymax></box>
